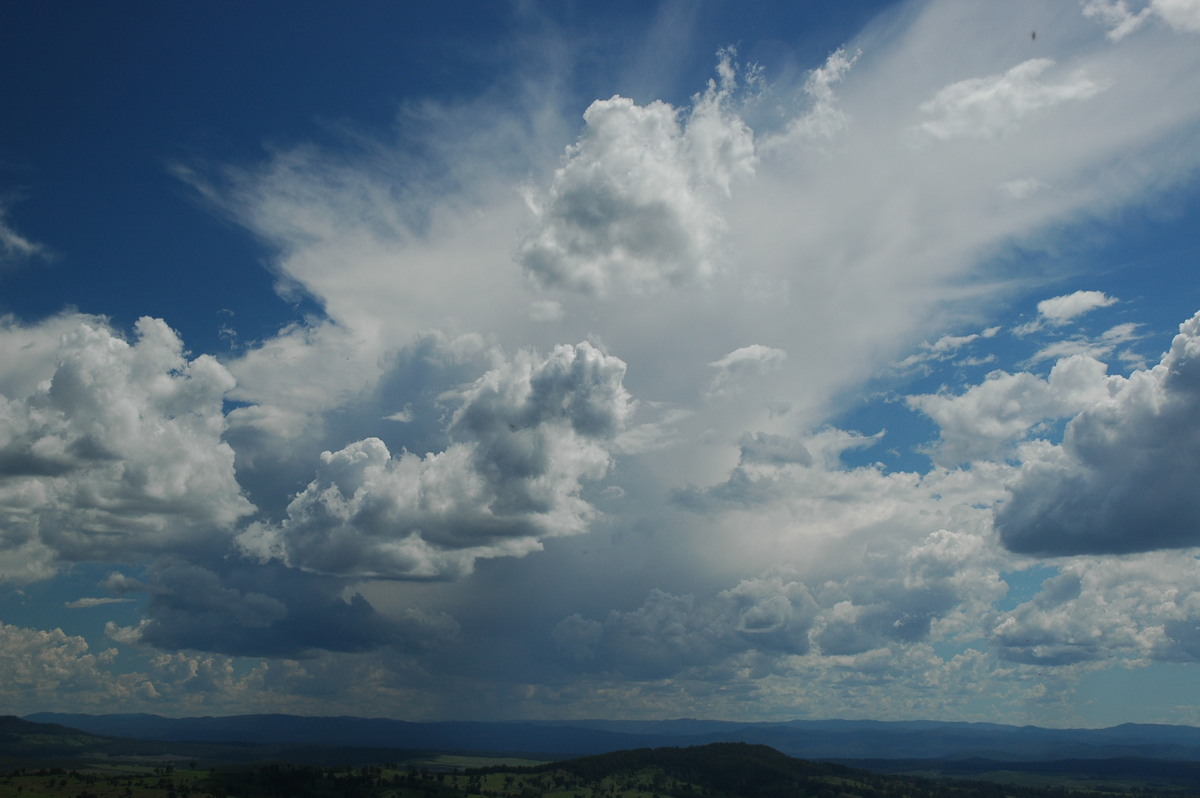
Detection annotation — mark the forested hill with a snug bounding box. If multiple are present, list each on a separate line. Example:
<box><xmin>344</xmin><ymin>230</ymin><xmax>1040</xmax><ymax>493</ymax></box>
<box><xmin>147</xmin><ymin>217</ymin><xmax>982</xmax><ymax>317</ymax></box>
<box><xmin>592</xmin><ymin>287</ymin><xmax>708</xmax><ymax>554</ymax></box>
<box><xmin>521</xmin><ymin>743</ymin><xmax>855</xmax><ymax>797</ymax></box>
<box><xmin>28</xmin><ymin>712</ymin><xmax>1200</xmax><ymax>761</ymax></box>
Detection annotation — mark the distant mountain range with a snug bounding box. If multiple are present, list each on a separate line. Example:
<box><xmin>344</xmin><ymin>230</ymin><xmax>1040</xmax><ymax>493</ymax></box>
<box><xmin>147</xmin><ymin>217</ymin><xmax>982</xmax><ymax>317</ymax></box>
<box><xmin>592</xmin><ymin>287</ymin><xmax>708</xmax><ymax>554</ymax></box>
<box><xmin>24</xmin><ymin>713</ymin><xmax>1200</xmax><ymax>762</ymax></box>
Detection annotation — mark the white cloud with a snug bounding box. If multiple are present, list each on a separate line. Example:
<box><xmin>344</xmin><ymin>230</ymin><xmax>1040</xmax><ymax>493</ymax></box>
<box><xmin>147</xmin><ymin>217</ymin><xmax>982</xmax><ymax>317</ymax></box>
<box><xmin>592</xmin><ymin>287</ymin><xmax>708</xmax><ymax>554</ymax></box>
<box><xmin>895</xmin><ymin>327</ymin><xmax>999</xmax><ymax>371</ymax></box>
<box><xmin>775</xmin><ymin>47</ymin><xmax>860</xmax><ymax>145</ymax></box>
<box><xmin>1000</xmin><ymin>177</ymin><xmax>1050</xmax><ymax>199</ymax></box>
<box><xmin>517</xmin><ymin>51</ymin><xmax>756</xmax><ymax>295</ymax></box>
<box><xmin>1037</xmin><ymin>290</ymin><xmax>1118</xmax><ymax>324</ymax></box>
<box><xmin>1084</xmin><ymin>0</ymin><xmax>1200</xmax><ymax>40</ymax></box>
<box><xmin>991</xmin><ymin>553</ymin><xmax>1200</xmax><ymax>665</ymax></box>
<box><xmin>238</xmin><ymin>342</ymin><xmax>631</xmax><ymax>579</ymax></box>
<box><xmin>65</xmin><ymin>597</ymin><xmax>135</xmax><ymax>609</ymax></box>
<box><xmin>0</xmin><ymin>621</ymin><xmax>153</xmax><ymax>713</ymax></box>
<box><xmin>997</xmin><ymin>310</ymin><xmax>1200</xmax><ymax>554</ymax></box>
<box><xmin>914</xmin><ymin>59</ymin><xmax>1109</xmax><ymax>142</ymax></box>
<box><xmin>0</xmin><ymin>314</ymin><xmax>253</xmax><ymax>576</ymax></box>
<box><xmin>1027</xmin><ymin>321</ymin><xmax>1140</xmax><ymax>364</ymax></box>
<box><xmin>0</xmin><ymin>203</ymin><xmax>47</xmax><ymax>267</ymax></box>
<box><xmin>1154</xmin><ymin>0</ymin><xmax>1200</xmax><ymax>32</ymax></box>
<box><xmin>908</xmin><ymin>354</ymin><xmax>1113</xmax><ymax>466</ymax></box>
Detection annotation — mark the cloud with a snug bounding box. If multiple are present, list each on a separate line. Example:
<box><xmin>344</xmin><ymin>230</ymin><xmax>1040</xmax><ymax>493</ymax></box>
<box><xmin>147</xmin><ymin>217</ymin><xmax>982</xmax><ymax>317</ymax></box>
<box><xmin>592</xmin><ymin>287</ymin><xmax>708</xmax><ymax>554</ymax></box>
<box><xmin>517</xmin><ymin>50</ymin><xmax>756</xmax><ymax>295</ymax></box>
<box><xmin>1037</xmin><ymin>290</ymin><xmax>1118</xmax><ymax>324</ymax></box>
<box><xmin>0</xmin><ymin>202</ymin><xmax>48</xmax><ymax>268</ymax></box>
<box><xmin>706</xmin><ymin>344</ymin><xmax>788</xmax><ymax>397</ymax></box>
<box><xmin>65</xmin><ymin>597</ymin><xmax>135</xmax><ymax>609</ymax></box>
<box><xmin>909</xmin><ymin>354</ymin><xmax>1113</xmax><ymax>466</ymax></box>
<box><xmin>775</xmin><ymin>47</ymin><xmax>859</xmax><ymax>145</ymax></box>
<box><xmin>894</xmin><ymin>326</ymin><xmax>1000</xmax><ymax>371</ymax></box>
<box><xmin>105</xmin><ymin>560</ymin><xmax>458</xmax><ymax>658</ymax></box>
<box><xmin>997</xmin><ymin>310</ymin><xmax>1200</xmax><ymax>555</ymax></box>
<box><xmin>914</xmin><ymin>59</ymin><xmax>1109</xmax><ymax>142</ymax></box>
<box><xmin>0</xmin><ymin>314</ymin><xmax>253</xmax><ymax>576</ymax></box>
<box><xmin>1084</xmin><ymin>0</ymin><xmax>1200</xmax><ymax>40</ymax></box>
<box><xmin>553</xmin><ymin>528</ymin><xmax>1002</xmax><ymax>678</ymax></box>
<box><xmin>1027</xmin><ymin>321</ymin><xmax>1140</xmax><ymax>364</ymax></box>
<box><xmin>991</xmin><ymin>553</ymin><xmax>1200</xmax><ymax>665</ymax></box>
<box><xmin>0</xmin><ymin>621</ymin><xmax>153</xmax><ymax>713</ymax></box>
<box><xmin>553</xmin><ymin>575</ymin><xmax>819</xmax><ymax>680</ymax></box>
<box><xmin>237</xmin><ymin>342</ymin><xmax>631</xmax><ymax>580</ymax></box>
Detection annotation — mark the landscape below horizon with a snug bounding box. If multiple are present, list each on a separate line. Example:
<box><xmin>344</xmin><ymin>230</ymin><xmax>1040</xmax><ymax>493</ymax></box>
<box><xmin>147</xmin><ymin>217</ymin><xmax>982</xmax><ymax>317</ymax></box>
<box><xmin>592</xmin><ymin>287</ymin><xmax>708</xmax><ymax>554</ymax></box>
<box><xmin>5</xmin><ymin>0</ymin><xmax>1200</xmax><ymax>729</ymax></box>
<box><xmin>9</xmin><ymin>714</ymin><xmax>1200</xmax><ymax>797</ymax></box>
<box><xmin>23</xmin><ymin>713</ymin><xmax>1200</xmax><ymax>763</ymax></box>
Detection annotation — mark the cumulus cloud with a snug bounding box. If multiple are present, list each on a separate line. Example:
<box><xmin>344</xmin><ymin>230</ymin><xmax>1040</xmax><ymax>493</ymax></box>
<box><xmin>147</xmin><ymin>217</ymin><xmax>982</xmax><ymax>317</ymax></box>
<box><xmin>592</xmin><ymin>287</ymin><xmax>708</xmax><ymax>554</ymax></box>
<box><xmin>991</xmin><ymin>553</ymin><xmax>1200</xmax><ymax>665</ymax></box>
<box><xmin>909</xmin><ymin>354</ymin><xmax>1113</xmax><ymax>465</ymax></box>
<box><xmin>1038</xmin><ymin>290</ymin><xmax>1118</xmax><ymax>324</ymax></box>
<box><xmin>0</xmin><ymin>621</ymin><xmax>154</xmax><ymax>713</ymax></box>
<box><xmin>0</xmin><ymin>314</ymin><xmax>253</xmax><ymax>575</ymax></box>
<box><xmin>997</xmin><ymin>310</ymin><xmax>1200</xmax><ymax>555</ymax></box>
<box><xmin>517</xmin><ymin>50</ymin><xmax>756</xmax><ymax>294</ymax></box>
<box><xmin>1016</xmin><ymin>290</ymin><xmax>1119</xmax><ymax>335</ymax></box>
<box><xmin>237</xmin><ymin>342</ymin><xmax>631</xmax><ymax>579</ymax></box>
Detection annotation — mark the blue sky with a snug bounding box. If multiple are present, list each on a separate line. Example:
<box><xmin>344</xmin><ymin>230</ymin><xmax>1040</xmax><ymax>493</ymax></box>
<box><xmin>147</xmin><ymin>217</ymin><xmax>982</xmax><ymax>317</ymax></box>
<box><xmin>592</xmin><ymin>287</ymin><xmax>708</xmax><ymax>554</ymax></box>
<box><xmin>3</xmin><ymin>0</ymin><xmax>1200</xmax><ymax>727</ymax></box>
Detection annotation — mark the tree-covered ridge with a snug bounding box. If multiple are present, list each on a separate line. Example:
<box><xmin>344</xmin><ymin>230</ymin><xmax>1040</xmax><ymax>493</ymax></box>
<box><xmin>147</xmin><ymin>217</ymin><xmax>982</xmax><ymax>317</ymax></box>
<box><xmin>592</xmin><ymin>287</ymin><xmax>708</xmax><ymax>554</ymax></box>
<box><xmin>3</xmin><ymin>719</ymin><xmax>1199</xmax><ymax>798</ymax></box>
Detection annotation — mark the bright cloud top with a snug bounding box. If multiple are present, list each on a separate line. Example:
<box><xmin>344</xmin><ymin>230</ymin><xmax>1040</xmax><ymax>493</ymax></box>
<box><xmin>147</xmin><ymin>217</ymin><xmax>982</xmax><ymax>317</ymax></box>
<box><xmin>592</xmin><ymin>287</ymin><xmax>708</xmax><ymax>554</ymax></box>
<box><xmin>518</xmin><ymin>52</ymin><xmax>756</xmax><ymax>295</ymax></box>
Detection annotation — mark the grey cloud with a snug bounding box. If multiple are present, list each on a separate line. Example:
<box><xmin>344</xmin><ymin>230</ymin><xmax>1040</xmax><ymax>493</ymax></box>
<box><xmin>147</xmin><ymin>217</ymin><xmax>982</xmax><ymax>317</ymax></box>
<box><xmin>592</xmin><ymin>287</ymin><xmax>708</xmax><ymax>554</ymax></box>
<box><xmin>813</xmin><ymin>530</ymin><xmax>1003</xmax><ymax>656</ymax></box>
<box><xmin>706</xmin><ymin>345</ymin><xmax>787</xmax><ymax>398</ymax></box>
<box><xmin>109</xmin><ymin>560</ymin><xmax>457</xmax><ymax>658</ymax></box>
<box><xmin>237</xmin><ymin>342</ymin><xmax>631</xmax><ymax>579</ymax></box>
<box><xmin>997</xmin><ymin>310</ymin><xmax>1200</xmax><ymax>555</ymax></box>
<box><xmin>550</xmin><ymin>575</ymin><xmax>818</xmax><ymax>680</ymax></box>
<box><xmin>736</xmin><ymin>432</ymin><xmax>812</xmax><ymax>467</ymax></box>
<box><xmin>552</xmin><ymin>530</ymin><xmax>997</xmax><ymax>678</ymax></box>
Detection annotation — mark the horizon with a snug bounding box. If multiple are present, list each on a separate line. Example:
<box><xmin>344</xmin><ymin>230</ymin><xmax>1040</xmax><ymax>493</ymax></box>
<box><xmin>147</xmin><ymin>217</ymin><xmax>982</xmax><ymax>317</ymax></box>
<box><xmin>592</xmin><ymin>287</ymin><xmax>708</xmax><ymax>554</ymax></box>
<box><xmin>4</xmin><ymin>0</ymin><xmax>1200</xmax><ymax>728</ymax></box>
<box><xmin>21</xmin><ymin>711</ymin><xmax>1200</xmax><ymax>731</ymax></box>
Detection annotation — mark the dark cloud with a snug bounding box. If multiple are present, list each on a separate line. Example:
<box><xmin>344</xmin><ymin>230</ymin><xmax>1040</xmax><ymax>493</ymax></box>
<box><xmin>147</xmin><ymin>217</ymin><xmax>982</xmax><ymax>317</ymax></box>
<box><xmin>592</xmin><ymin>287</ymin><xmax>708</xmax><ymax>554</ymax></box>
<box><xmin>551</xmin><ymin>576</ymin><xmax>819</xmax><ymax>679</ymax></box>
<box><xmin>672</xmin><ymin>432</ymin><xmax>812</xmax><ymax>510</ymax></box>
<box><xmin>997</xmin><ymin>311</ymin><xmax>1200</xmax><ymax>555</ymax></box>
<box><xmin>108</xmin><ymin>560</ymin><xmax>457</xmax><ymax>658</ymax></box>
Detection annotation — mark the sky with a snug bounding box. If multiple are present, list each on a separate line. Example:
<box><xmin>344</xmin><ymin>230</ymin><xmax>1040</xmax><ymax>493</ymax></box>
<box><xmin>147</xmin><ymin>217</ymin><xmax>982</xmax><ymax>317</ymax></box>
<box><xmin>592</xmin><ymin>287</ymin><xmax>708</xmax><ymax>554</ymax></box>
<box><xmin>2</xmin><ymin>0</ymin><xmax>1200</xmax><ymax>729</ymax></box>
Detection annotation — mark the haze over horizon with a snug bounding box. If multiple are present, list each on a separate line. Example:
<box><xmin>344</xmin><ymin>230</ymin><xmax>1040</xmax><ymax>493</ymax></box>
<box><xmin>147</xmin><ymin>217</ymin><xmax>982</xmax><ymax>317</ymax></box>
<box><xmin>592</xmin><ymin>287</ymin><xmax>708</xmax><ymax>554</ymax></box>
<box><xmin>3</xmin><ymin>0</ymin><xmax>1200</xmax><ymax>729</ymax></box>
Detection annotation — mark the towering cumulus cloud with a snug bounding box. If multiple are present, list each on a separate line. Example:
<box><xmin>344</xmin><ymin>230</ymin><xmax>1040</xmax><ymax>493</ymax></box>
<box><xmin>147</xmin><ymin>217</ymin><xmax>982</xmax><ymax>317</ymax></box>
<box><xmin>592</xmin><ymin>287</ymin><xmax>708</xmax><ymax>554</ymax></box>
<box><xmin>998</xmin><ymin>311</ymin><xmax>1200</xmax><ymax>555</ymax></box>
<box><xmin>237</xmin><ymin>342</ymin><xmax>631</xmax><ymax>579</ymax></box>
<box><xmin>517</xmin><ymin>53</ymin><xmax>756</xmax><ymax>295</ymax></box>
